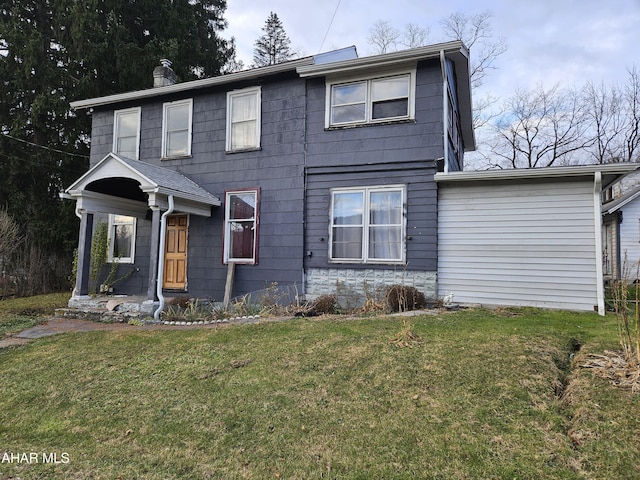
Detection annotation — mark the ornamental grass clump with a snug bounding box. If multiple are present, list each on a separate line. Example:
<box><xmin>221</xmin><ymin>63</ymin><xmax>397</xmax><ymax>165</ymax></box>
<box><xmin>583</xmin><ymin>261</ymin><xmax>640</xmax><ymax>392</ymax></box>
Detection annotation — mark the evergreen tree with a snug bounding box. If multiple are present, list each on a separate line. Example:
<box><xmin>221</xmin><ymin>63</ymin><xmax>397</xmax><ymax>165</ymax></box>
<box><xmin>252</xmin><ymin>12</ymin><xmax>293</xmax><ymax>67</ymax></box>
<box><xmin>0</xmin><ymin>0</ymin><xmax>234</xmax><ymax>294</ymax></box>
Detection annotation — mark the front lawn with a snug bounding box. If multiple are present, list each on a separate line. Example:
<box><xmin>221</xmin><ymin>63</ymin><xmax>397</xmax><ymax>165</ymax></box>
<box><xmin>0</xmin><ymin>292</ymin><xmax>70</xmax><ymax>337</ymax></box>
<box><xmin>1</xmin><ymin>307</ymin><xmax>639</xmax><ymax>479</ymax></box>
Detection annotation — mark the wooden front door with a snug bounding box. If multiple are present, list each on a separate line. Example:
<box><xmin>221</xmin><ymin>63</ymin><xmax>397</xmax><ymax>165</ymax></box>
<box><xmin>163</xmin><ymin>214</ymin><xmax>188</xmax><ymax>290</ymax></box>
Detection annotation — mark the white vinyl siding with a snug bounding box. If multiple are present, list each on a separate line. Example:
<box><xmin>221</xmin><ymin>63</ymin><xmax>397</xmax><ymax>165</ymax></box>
<box><xmin>438</xmin><ymin>180</ymin><xmax>599</xmax><ymax>312</ymax></box>
<box><xmin>617</xmin><ymin>198</ymin><xmax>640</xmax><ymax>273</ymax></box>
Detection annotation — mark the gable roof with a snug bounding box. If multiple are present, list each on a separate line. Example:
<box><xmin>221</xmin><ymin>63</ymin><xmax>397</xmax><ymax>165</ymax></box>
<box><xmin>66</xmin><ymin>153</ymin><xmax>220</xmax><ymax>205</ymax></box>
<box><xmin>63</xmin><ymin>153</ymin><xmax>220</xmax><ymax>217</ymax></box>
<box><xmin>602</xmin><ymin>186</ymin><xmax>640</xmax><ymax>215</ymax></box>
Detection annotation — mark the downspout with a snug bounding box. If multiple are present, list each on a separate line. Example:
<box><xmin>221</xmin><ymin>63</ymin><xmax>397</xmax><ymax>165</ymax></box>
<box><xmin>440</xmin><ymin>49</ymin><xmax>449</xmax><ymax>174</ymax></box>
<box><xmin>154</xmin><ymin>195</ymin><xmax>174</xmax><ymax>321</ymax></box>
<box><xmin>593</xmin><ymin>172</ymin><xmax>605</xmax><ymax>316</ymax></box>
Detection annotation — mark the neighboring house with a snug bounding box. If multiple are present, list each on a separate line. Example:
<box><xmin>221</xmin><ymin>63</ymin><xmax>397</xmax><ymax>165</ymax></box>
<box><xmin>602</xmin><ymin>183</ymin><xmax>640</xmax><ymax>281</ymax></box>
<box><xmin>63</xmin><ymin>42</ymin><xmax>475</xmax><ymax>312</ymax></box>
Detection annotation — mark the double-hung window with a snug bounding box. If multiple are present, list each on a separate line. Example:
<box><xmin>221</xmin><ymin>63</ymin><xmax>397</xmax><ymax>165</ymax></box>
<box><xmin>330</xmin><ymin>186</ymin><xmax>405</xmax><ymax>263</ymax></box>
<box><xmin>108</xmin><ymin>214</ymin><xmax>136</xmax><ymax>263</ymax></box>
<box><xmin>224</xmin><ymin>189</ymin><xmax>260</xmax><ymax>264</ymax></box>
<box><xmin>226</xmin><ymin>86</ymin><xmax>261</xmax><ymax>151</ymax></box>
<box><xmin>162</xmin><ymin>99</ymin><xmax>192</xmax><ymax>158</ymax></box>
<box><xmin>113</xmin><ymin>107</ymin><xmax>141</xmax><ymax>159</ymax></box>
<box><xmin>328</xmin><ymin>72</ymin><xmax>414</xmax><ymax>127</ymax></box>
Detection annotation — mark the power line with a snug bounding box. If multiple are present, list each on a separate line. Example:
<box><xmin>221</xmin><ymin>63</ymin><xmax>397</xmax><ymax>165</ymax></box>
<box><xmin>319</xmin><ymin>0</ymin><xmax>342</xmax><ymax>53</ymax></box>
<box><xmin>1</xmin><ymin>132</ymin><xmax>89</xmax><ymax>159</ymax></box>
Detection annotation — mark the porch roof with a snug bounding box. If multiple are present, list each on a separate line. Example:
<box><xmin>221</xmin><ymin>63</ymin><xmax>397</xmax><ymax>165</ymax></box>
<box><xmin>63</xmin><ymin>153</ymin><xmax>221</xmax><ymax>217</ymax></box>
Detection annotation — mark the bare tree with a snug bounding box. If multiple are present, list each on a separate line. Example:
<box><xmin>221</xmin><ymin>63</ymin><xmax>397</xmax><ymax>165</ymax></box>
<box><xmin>440</xmin><ymin>11</ymin><xmax>507</xmax><ymax>89</ymax></box>
<box><xmin>489</xmin><ymin>84</ymin><xmax>594</xmax><ymax>169</ymax></box>
<box><xmin>399</xmin><ymin>23</ymin><xmax>430</xmax><ymax>49</ymax></box>
<box><xmin>623</xmin><ymin>66</ymin><xmax>640</xmax><ymax>163</ymax></box>
<box><xmin>583</xmin><ymin>81</ymin><xmax>625</xmax><ymax>164</ymax></box>
<box><xmin>367</xmin><ymin>20</ymin><xmax>400</xmax><ymax>54</ymax></box>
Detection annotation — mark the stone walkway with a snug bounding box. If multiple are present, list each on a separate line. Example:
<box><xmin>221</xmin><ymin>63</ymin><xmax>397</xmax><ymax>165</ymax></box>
<box><xmin>0</xmin><ymin>317</ymin><xmax>238</xmax><ymax>349</ymax></box>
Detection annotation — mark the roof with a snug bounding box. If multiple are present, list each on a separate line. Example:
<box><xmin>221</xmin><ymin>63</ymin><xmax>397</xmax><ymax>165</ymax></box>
<box><xmin>435</xmin><ymin>163</ymin><xmax>640</xmax><ymax>189</ymax></box>
<box><xmin>69</xmin><ymin>57</ymin><xmax>315</xmax><ymax>110</ymax></box>
<box><xmin>602</xmin><ymin>186</ymin><xmax>640</xmax><ymax>214</ymax></box>
<box><xmin>65</xmin><ymin>153</ymin><xmax>221</xmax><ymax>207</ymax></box>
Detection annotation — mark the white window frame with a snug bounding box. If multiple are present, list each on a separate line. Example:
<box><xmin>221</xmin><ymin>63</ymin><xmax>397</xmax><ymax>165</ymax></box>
<box><xmin>107</xmin><ymin>214</ymin><xmax>136</xmax><ymax>264</ymax></box>
<box><xmin>223</xmin><ymin>188</ymin><xmax>260</xmax><ymax>264</ymax></box>
<box><xmin>226</xmin><ymin>86</ymin><xmax>261</xmax><ymax>152</ymax></box>
<box><xmin>161</xmin><ymin>98</ymin><xmax>193</xmax><ymax>158</ymax></box>
<box><xmin>326</xmin><ymin>71</ymin><xmax>415</xmax><ymax>128</ymax></box>
<box><xmin>329</xmin><ymin>185</ymin><xmax>406</xmax><ymax>264</ymax></box>
<box><xmin>113</xmin><ymin>107</ymin><xmax>141</xmax><ymax>159</ymax></box>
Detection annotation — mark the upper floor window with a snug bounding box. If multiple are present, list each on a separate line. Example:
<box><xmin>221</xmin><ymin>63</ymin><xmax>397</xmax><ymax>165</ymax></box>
<box><xmin>330</xmin><ymin>185</ymin><xmax>405</xmax><ymax>263</ymax></box>
<box><xmin>162</xmin><ymin>99</ymin><xmax>192</xmax><ymax>158</ymax></box>
<box><xmin>226</xmin><ymin>86</ymin><xmax>261</xmax><ymax>152</ymax></box>
<box><xmin>113</xmin><ymin>107</ymin><xmax>140</xmax><ymax>159</ymax></box>
<box><xmin>328</xmin><ymin>72</ymin><xmax>415</xmax><ymax>127</ymax></box>
<box><xmin>224</xmin><ymin>189</ymin><xmax>260</xmax><ymax>264</ymax></box>
<box><xmin>108</xmin><ymin>214</ymin><xmax>136</xmax><ymax>264</ymax></box>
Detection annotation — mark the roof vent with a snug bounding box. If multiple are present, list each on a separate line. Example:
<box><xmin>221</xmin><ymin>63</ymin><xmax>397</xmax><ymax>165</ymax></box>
<box><xmin>153</xmin><ymin>59</ymin><xmax>177</xmax><ymax>87</ymax></box>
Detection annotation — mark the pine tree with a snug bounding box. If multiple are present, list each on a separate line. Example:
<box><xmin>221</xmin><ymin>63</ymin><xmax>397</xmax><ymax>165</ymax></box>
<box><xmin>0</xmin><ymin>0</ymin><xmax>234</xmax><ymax>293</ymax></box>
<box><xmin>252</xmin><ymin>12</ymin><xmax>293</xmax><ymax>67</ymax></box>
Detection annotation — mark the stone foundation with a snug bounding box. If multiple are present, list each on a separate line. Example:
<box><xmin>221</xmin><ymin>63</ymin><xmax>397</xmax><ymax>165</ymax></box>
<box><xmin>305</xmin><ymin>268</ymin><xmax>437</xmax><ymax>309</ymax></box>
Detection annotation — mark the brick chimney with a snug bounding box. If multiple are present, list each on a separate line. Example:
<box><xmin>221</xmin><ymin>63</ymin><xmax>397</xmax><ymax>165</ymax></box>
<box><xmin>153</xmin><ymin>59</ymin><xmax>177</xmax><ymax>87</ymax></box>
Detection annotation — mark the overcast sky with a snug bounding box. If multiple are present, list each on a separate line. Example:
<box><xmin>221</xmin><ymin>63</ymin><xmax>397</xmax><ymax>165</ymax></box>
<box><xmin>226</xmin><ymin>0</ymin><xmax>640</xmax><ymax>101</ymax></box>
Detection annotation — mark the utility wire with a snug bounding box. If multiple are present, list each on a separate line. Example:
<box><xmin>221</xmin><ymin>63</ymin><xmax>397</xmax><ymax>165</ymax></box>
<box><xmin>1</xmin><ymin>132</ymin><xmax>89</xmax><ymax>159</ymax></box>
<box><xmin>318</xmin><ymin>0</ymin><xmax>342</xmax><ymax>53</ymax></box>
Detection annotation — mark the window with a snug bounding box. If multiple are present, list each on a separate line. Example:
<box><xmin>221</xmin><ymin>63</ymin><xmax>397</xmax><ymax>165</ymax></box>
<box><xmin>330</xmin><ymin>186</ymin><xmax>405</xmax><ymax>263</ymax></box>
<box><xmin>328</xmin><ymin>73</ymin><xmax>414</xmax><ymax>127</ymax></box>
<box><xmin>108</xmin><ymin>214</ymin><xmax>136</xmax><ymax>263</ymax></box>
<box><xmin>113</xmin><ymin>107</ymin><xmax>141</xmax><ymax>159</ymax></box>
<box><xmin>224</xmin><ymin>189</ymin><xmax>259</xmax><ymax>264</ymax></box>
<box><xmin>226</xmin><ymin>87</ymin><xmax>261</xmax><ymax>151</ymax></box>
<box><xmin>162</xmin><ymin>99</ymin><xmax>192</xmax><ymax>158</ymax></box>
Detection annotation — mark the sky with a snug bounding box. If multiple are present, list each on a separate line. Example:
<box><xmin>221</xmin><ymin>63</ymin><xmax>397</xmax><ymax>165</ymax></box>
<box><xmin>225</xmin><ymin>0</ymin><xmax>640</xmax><ymax>103</ymax></box>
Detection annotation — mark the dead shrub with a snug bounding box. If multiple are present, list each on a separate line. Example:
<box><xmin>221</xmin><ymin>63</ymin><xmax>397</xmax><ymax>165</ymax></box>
<box><xmin>385</xmin><ymin>285</ymin><xmax>426</xmax><ymax>312</ymax></box>
<box><xmin>311</xmin><ymin>294</ymin><xmax>338</xmax><ymax>315</ymax></box>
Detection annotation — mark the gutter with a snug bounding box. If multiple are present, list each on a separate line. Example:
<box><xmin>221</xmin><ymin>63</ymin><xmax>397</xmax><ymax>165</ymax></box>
<box><xmin>154</xmin><ymin>195</ymin><xmax>175</xmax><ymax>321</ymax></box>
<box><xmin>593</xmin><ymin>172</ymin><xmax>605</xmax><ymax>316</ymax></box>
<box><xmin>440</xmin><ymin>49</ymin><xmax>449</xmax><ymax>173</ymax></box>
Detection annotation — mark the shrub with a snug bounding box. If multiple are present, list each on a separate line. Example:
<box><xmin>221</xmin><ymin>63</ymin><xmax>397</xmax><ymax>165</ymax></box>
<box><xmin>385</xmin><ymin>285</ymin><xmax>426</xmax><ymax>312</ymax></box>
<box><xmin>311</xmin><ymin>294</ymin><xmax>338</xmax><ymax>315</ymax></box>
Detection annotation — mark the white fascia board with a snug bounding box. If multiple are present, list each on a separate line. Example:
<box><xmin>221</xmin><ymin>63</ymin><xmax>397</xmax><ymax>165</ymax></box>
<box><xmin>435</xmin><ymin>163</ymin><xmax>639</xmax><ymax>183</ymax></box>
<box><xmin>602</xmin><ymin>189</ymin><xmax>640</xmax><ymax>214</ymax></box>
<box><xmin>65</xmin><ymin>153</ymin><xmax>156</xmax><ymax>193</ymax></box>
<box><xmin>66</xmin><ymin>190</ymin><xmax>149</xmax><ymax>218</ymax></box>
<box><xmin>143</xmin><ymin>186</ymin><xmax>221</xmax><ymax>207</ymax></box>
<box><xmin>147</xmin><ymin>192</ymin><xmax>215</xmax><ymax>217</ymax></box>
<box><xmin>70</xmin><ymin>58</ymin><xmax>314</xmax><ymax>110</ymax></box>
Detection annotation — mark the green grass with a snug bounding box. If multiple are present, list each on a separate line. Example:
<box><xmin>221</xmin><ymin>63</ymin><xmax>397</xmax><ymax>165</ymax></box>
<box><xmin>1</xmin><ymin>307</ymin><xmax>639</xmax><ymax>479</ymax></box>
<box><xmin>0</xmin><ymin>292</ymin><xmax>70</xmax><ymax>337</ymax></box>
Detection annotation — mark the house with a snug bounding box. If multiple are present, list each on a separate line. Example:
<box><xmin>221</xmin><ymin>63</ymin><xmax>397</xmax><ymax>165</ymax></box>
<box><xmin>63</xmin><ymin>41</ymin><xmax>475</xmax><ymax>314</ymax></box>
<box><xmin>602</xmin><ymin>174</ymin><xmax>640</xmax><ymax>281</ymax></box>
